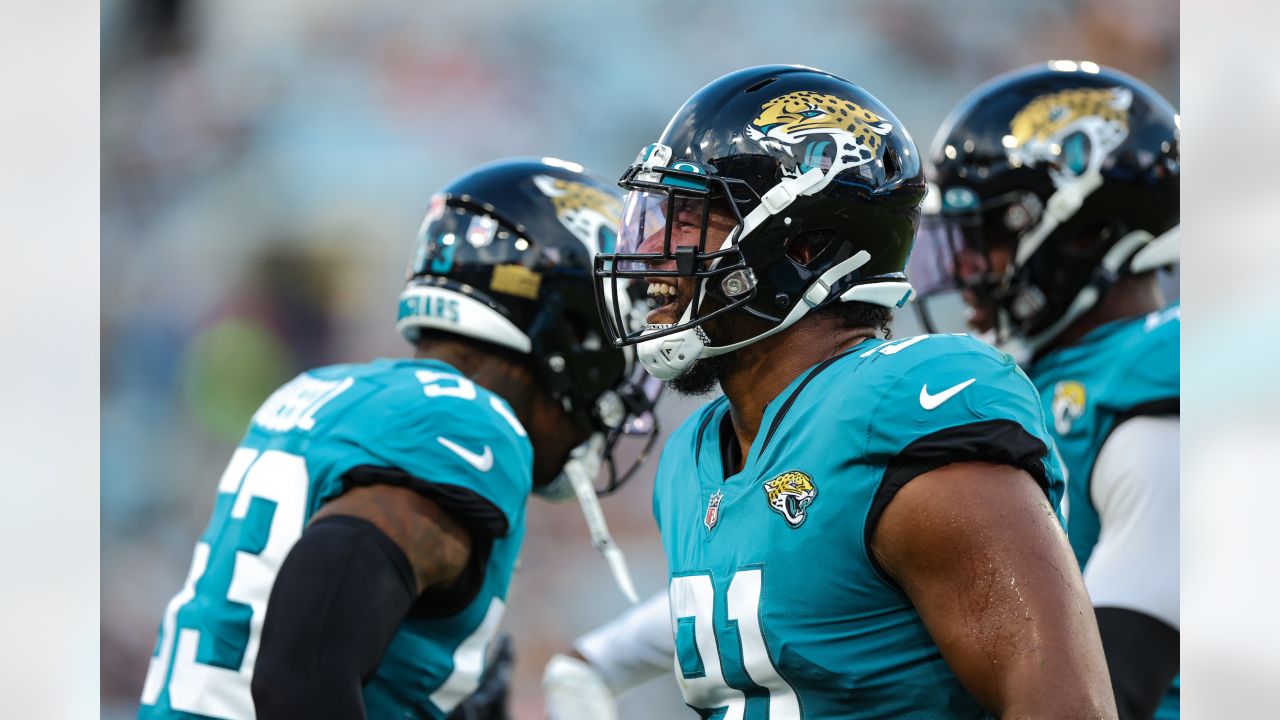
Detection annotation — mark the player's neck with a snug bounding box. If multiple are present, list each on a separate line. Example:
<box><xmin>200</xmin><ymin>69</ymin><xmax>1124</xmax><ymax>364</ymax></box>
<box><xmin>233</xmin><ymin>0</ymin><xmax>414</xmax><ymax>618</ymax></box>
<box><xmin>717</xmin><ymin>320</ymin><xmax>876</xmax><ymax>472</ymax></box>
<box><xmin>414</xmin><ymin>338</ymin><xmax>539</xmax><ymax>426</ymax></box>
<box><xmin>1044</xmin><ymin>274</ymin><xmax>1166</xmax><ymax>352</ymax></box>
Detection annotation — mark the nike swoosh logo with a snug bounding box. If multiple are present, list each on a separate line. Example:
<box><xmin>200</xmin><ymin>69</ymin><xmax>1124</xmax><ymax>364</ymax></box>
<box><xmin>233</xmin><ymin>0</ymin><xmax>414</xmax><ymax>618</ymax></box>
<box><xmin>919</xmin><ymin>378</ymin><xmax>976</xmax><ymax>410</ymax></box>
<box><xmin>437</xmin><ymin>437</ymin><xmax>494</xmax><ymax>472</ymax></box>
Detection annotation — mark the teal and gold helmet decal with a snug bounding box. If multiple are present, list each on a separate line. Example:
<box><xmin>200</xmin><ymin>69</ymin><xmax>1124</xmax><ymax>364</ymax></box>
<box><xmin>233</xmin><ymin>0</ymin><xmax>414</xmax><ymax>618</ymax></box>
<box><xmin>1006</xmin><ymin>86</ymin><xmax>1131</xmax><ymax>179</ymax></box>
<box><xmin>744</xmin><ymin>90</ymin><xmax>894</xmax><ymax>191</ymax></box>
<box><xmin>532</xmin><ymin>174</ymin><xmax>622</xmax><ymax>255</ymax></box>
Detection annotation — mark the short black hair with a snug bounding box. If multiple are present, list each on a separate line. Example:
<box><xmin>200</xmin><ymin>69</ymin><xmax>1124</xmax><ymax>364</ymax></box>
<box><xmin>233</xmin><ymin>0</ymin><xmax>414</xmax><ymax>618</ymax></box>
<box><xmin>413</xmin><ymin>328</ymin><xmax>538</xmax><ymax>380</ymax></box>
<box><xmin>817</xmin><ymin>300</ymin><xmax>893</xmax><ymax>339</ymax></box>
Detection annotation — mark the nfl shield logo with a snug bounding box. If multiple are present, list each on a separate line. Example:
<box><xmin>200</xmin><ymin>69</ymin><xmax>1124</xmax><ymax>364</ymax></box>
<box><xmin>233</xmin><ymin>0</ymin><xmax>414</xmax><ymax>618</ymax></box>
<box><xmin>704</xmin><ymin>490</ymin><xmax>724</xmax><ymax>531</ymax></box>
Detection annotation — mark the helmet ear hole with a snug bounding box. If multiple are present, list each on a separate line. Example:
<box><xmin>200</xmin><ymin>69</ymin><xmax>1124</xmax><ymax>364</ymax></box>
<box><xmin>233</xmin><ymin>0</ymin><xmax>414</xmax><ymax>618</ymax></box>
<box><xmin>883</xmin><ymin>150</ymin><xmax>900</xmax><ymax>181</ymax></box>
<box><xmin>561</xmin><ymin>308</ymin><xmax>590</xmax><ymax>345</ymax></box>
<box><xmin>785</xmin><ymin>229</ymin><xmax>836</xmax><ymax>267</ymax></box>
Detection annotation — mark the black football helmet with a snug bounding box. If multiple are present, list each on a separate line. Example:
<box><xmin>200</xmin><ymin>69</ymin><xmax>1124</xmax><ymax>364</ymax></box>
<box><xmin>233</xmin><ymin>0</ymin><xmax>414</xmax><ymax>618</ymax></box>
<box><xmin>593</xmin><ymin>65</ymin><xmax>926</xmax><ymax>380</ymax></box>
<box><xmin>397</xmin><ymin>158</ymin><xmax>660</xmax><ymax>495</ymax></box>
<box><xmin>912</xmin><ymin>61</ymin><xmax>1179</xmax><ymax>354</ymax></box>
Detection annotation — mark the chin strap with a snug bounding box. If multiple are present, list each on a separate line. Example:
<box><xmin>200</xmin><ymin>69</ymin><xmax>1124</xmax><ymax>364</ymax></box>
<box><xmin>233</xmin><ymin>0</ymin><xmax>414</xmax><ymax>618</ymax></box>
<box><xmin>1129</xmin><ymin>224</ymin><xmax>1180</xmax><ymax>273</ymax></box>
<box><xmin>700</xmin><ymin>250</ymin><xmax>873</xmax><ymax>356</ymax></box>
<box><xmin>1021</xmin><ymin>226</ymin><xmax>1165</xmax><ymax>353</ymax></box>
<box><xmin>562</xmin><ymin>434</ymin><xmax>639</xmax><ymax>604</ymax></box>
<box><xmin>1014</xmin><ymin>169</ymin><xmax>1104</xmax><ymax>266</ymax></box>
<box><xmin>635</xmin><ymin>250</ymin><xmax>875</xmax><ymax>379</ymax></box>
<box><xmin>738</xmin><ymin>167</ymin><xmax>827</xmax><ymax>239</ymax></box>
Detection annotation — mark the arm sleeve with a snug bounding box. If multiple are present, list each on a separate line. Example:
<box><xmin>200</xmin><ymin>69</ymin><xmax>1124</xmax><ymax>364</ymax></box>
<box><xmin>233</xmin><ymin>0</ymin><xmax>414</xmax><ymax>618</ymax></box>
<box><xmin>251</xmin><ymin>516</ymin><xmax>417</xmax><ymax>720</ymax></box>
<box><xmin>573</xmin><ymin>591</ymin><xmax>674</xmax><ymax>695</ymax></box>
<box><xmin>1084</xmin><ymin>416</ymin><xmax>1180</xmax><ymax>628</ymax></box>
<box><xmin>337</xmin><ymin>465</ymin><xmax>500</xmax><ymax>619</ymax></box>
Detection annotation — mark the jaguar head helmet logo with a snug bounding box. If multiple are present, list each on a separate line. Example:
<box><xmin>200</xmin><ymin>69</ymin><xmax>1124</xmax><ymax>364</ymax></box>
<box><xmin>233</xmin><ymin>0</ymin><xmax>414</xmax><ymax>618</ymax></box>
<box><xmin>1006</xmin><ymin>86</ymin><xmax>1131</xmax><ymax>184</ymax></box>
<box><xmin>532</xmin><ymin>175</ymin><xmax>622</xmax><ymax>255</ymax></box>
<box><xmin>744</xmin><ymin>91</ymin><xmax>894</xmax><ymax>194</ymax></box>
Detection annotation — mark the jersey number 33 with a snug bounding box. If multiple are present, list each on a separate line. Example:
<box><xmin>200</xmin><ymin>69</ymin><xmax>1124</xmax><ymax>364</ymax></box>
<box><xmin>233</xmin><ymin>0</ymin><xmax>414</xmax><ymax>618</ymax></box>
<box><xmin>140</xmin><ymin>449</ymin><xmax>307</xmax><ymax>718</ymax></box>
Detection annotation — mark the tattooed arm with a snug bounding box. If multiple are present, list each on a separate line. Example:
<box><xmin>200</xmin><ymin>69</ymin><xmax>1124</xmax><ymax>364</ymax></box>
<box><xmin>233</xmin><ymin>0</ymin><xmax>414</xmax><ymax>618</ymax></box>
<box><xmin>252</xmin><ymin>484</ymin><xmax>472</xmax><ymax>719</ymax></box>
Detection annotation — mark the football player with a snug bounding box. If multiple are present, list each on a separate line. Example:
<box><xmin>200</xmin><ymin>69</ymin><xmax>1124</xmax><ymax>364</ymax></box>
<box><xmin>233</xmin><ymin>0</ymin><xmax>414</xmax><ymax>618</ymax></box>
<box><xmin>577</xmin><ymin>64</ymin><xmax>1115</xmax><ymax>718</ymax></box>
<box><xmin>913</xmin><ymin>62</ymin><xmax>1180</xmax><ymax>720</ymax></box>
<box><xmin>137</xmin><ymin>157</ymin><xmax>657</xmax><ymax>720</ymax></box>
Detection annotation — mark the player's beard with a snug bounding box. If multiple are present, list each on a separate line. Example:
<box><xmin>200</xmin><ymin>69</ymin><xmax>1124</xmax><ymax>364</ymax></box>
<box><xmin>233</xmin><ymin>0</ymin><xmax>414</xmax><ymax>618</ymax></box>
<box><xmin>669</xmin><ymin>354</ymin><xmax>732</xmax><ymax>396</ymax></box>
<box><xmin>666</xmin><ymin>309</ymin><xmax>758</xmax><ymax>397</ymax></box>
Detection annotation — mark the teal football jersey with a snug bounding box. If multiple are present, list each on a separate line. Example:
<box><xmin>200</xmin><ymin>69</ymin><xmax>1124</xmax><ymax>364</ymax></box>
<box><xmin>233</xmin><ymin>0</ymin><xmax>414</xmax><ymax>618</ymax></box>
<box><xmin>653</xmin><ymin>334</ymin><xmax>1066</xmax><ymax>719</ymax></box>
<box><xmin>138</xmin><ymin>358</ymin><xmax>532</xmax><ymax>720</ymax></box>
<box><xmin>1027</xmin><ymin>303</ymin><xmax>1180</xmax><ymax>720</ymax></box>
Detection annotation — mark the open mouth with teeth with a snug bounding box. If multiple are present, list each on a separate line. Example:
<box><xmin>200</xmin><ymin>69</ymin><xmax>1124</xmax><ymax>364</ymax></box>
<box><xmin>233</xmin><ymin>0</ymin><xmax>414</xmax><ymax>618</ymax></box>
<box><xmin>645</xmin><ymin>279</ymin><xmax>692</xmax><ymax>326</ymax></box>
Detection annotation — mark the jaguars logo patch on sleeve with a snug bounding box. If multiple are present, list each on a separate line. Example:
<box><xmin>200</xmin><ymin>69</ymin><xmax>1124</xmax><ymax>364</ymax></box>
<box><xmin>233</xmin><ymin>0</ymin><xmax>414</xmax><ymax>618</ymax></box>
<box><xmin>763</xmin><ymin>470</ymin><xmax>817</xmax><ymax>528</ymax></box>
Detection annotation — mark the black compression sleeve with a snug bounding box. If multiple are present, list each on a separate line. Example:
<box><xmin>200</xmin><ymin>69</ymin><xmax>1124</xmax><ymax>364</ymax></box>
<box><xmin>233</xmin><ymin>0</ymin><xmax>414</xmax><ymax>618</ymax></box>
<box><xmin>251</xmin><ymin>515</ymin><xmax>416</xmax><ymax>720</ymax></box>
<box><xmin>1094</xmin><ymin>607</ymin><xmax>1179</xmax><ymax>720</ymax></box>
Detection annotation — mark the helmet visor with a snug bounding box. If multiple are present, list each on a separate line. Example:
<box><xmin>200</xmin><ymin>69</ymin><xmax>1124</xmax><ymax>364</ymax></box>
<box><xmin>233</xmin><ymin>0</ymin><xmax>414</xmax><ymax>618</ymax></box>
<box><xmin>408</xmin><ymin>196</ymin><xmax>535</xmax><ymax>279</ymax></box>
<box><xmin>908</xmin><ymin>212</ymin><xmax>993</xmax><ymax>298</ymax></box>
<box><xmin>908</xmin><ymin>212</ymin><xmax>1001</xmax><ymax>333</ymax></box>
<box><xmin>616</xmin><ymin>190</ymin><xmax>737</xmax><ymax>270</ymax></box>
<box><xmin>594</xmin><ymin>154</ymin><xmax>759</xmax><ymax>348</ymax></box>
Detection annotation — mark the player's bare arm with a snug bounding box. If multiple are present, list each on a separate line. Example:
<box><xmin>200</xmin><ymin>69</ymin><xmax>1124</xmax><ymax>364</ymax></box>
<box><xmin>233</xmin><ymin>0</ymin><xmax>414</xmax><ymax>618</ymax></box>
<box><xmin>314</xmin><ymin>484</ymin><xmax>472</xmax><ymax>594</ymax></box>
<box><xmin>874</xmin><ymin>461</ymin><xmax>1117</xmax><ymax>719</ymax></box>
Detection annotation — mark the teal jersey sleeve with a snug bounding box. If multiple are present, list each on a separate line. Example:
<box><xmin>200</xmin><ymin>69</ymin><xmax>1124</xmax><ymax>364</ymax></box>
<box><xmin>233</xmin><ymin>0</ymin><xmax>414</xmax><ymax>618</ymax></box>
<box><xmin>303</xmin><ymin>361</ymin><xmax>534</xmax><ymax>535</ymax></box>
<box><xmin>140</xmin><ymin>358</ymin><xmax>532</xmax><ymax>720</ymax></box>
<box><xmin>1029</xmin><ymin>303</ymin><xmax>1178</xmax><ymax>568</ymax></box>
<box><xmin>858</xmin><ymin>334</ymin><xmax>1066</xmax><ymax>514</ymax></box>
<box><xmin>1095</xmin><ymin>303</ymin><xmax>1179</xmax><ymax>418</ymax></box>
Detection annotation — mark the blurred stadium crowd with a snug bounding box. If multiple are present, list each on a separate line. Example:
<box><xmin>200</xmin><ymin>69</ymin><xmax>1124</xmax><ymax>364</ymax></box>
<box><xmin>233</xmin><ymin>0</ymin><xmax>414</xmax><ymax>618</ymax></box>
<box><xmin>100</xmin><ymin>0</ymin><xmax>1177</xmax><ymax>717</ymax></box>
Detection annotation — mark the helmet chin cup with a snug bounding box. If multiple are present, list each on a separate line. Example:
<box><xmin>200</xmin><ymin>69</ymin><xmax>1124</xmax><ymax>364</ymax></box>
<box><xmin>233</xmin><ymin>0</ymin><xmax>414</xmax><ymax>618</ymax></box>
<box><xmin>636</xmin><ymin>324</ymin><xmax>708</xmax><ymax>380</ymax></box>
<box><xmin>535</xmin><ymin>432</ymin><xmax>606</xmax><ymax>502</ymax></box>
<box><xmin>533</xmin><ymin>472</ymin><xmax>577</xmax><ymax>502</ymax></box>
<box><xmin>994</xmin><ymin>335</ymin><xmax>1032</xmax><ymax>366</ymax></box>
